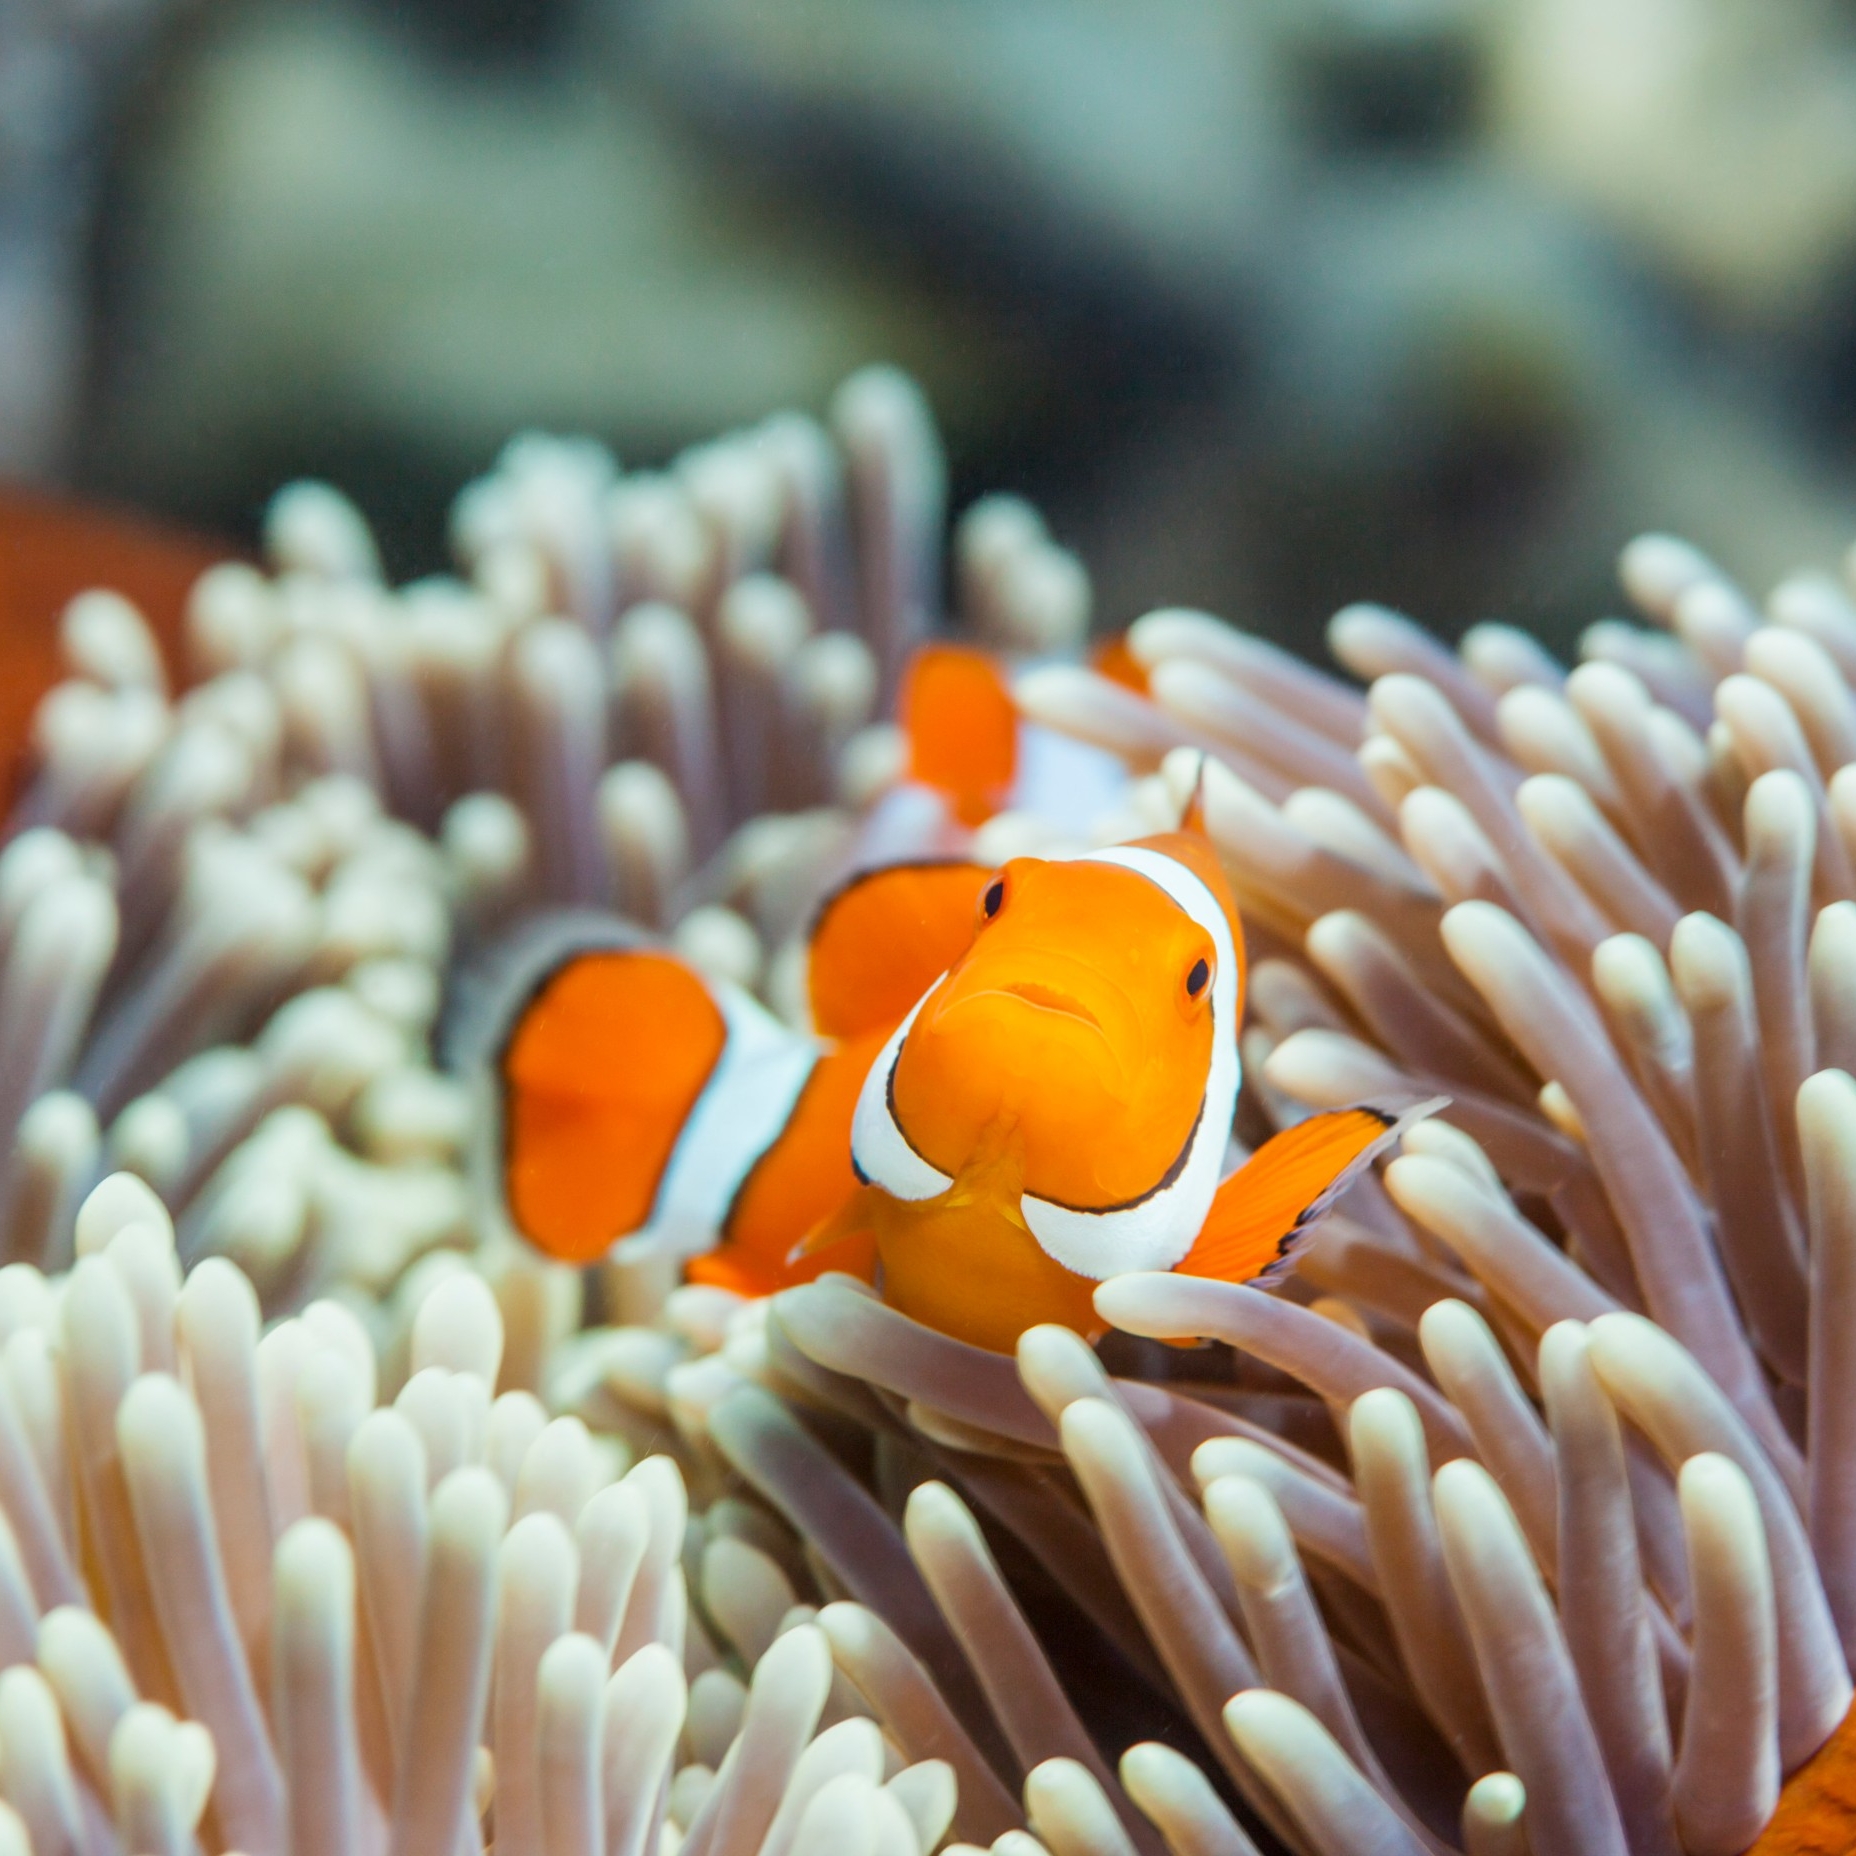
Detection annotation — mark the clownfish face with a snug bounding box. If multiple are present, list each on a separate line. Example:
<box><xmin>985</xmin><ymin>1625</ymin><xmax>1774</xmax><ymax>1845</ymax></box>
<box><xmin>851</xmin><ymin>836</ymin><xmax>1245</xmax><ymax>1281</ymax></box>
<box><xmin>893</xmin><ymin>858</ymin><xmax>1216</xmax><ymax>1205</ymax></box>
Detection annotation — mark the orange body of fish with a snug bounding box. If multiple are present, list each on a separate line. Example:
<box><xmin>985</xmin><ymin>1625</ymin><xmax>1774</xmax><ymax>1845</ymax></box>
<box><xmin>490</xmin><ymin>823</ymin><xmax>1412</xmax><ymax>1354</ymax></box>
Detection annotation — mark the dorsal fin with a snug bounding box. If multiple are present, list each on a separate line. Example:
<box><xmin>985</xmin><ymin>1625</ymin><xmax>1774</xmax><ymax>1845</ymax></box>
<box><xmin>806</xmin><ymin>860</ymin><xmax>991</xmax><ymax>1040</ymax></box>
<box><xmin>1178</xmin><ymin>750</ymin><xmax>1210</xmax><ymax>835</ymax></box>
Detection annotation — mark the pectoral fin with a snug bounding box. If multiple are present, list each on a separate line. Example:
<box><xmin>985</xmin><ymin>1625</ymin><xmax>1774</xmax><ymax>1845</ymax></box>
<box><xmin>784</xmin><ymin>1184</ymin><xmax>888</xmax><ymax>1267</ymax></box>
<box><xmin>1176</xmin><ymin>1097</ymin><xmax>1447</xmax><ymax>1284</ymax></box>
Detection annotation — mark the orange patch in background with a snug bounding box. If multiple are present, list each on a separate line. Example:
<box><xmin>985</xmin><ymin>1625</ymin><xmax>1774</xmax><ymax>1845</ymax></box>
<box><xmin>807</xmin><ymin>861</ymin><xmax>987</xmax><ymax>1040</ymax></box>
<box><xmin>502</xmin><ymin>950</ymin><xmax>726</xmax><ymax>1264</ymax></box>
<box><xmin>1091</xmin><ymin>632</ymin><xmax>1150</xmax><ymax>695</ymax></box>
<box><xmin>1751</xmin><ymin>1700</ymin><xmax>1856</xmax><ymax>1854</ymax></box>
<box><xmin>901</xmin><ymin>643</ymin><xmax>1018</xmax><ymax>826</ymax></box>
<box><xmin>0</xmin><ymin>489</ymin><xmax>231</xmax><ymax>808</ymax></box>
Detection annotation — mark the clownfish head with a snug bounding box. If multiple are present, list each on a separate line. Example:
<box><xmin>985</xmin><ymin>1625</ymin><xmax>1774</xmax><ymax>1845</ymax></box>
<box><xmin>850</xmin><ymin>832</ymin><xmax>1246</xmax><ymax>1280</ymax></box>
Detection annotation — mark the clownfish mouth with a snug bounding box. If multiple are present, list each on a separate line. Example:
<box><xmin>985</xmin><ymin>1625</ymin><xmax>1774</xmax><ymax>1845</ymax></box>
<box><xmin>998</xmin><ymin>980</ymin><xmax>1102</xmax><ymax>1029</ymax></box>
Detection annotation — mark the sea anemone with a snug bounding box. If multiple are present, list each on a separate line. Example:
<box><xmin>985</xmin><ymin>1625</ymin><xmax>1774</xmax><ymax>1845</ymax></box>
<box><xmin>0</xmin><ymin>368</ymin><xmax>1849</xmax><ymax>1855</ymax></box>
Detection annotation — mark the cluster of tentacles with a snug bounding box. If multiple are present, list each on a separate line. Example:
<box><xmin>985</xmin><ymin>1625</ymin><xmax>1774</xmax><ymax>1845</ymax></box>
<box><xmin>0</xmin><ymin>373</ymin><xmax>1845</xmax><ymax>1854</ymax></box>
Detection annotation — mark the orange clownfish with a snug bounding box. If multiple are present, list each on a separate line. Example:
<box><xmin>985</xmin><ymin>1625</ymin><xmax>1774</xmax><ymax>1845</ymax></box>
<box><xmin>488</xmin><ymin>832</ymin><xmax>1424</xmax><ymax>1353</ymax></box>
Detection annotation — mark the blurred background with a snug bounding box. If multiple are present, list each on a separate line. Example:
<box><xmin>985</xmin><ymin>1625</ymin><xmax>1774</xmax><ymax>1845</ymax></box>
<box><xmin>11</xmin><ymin>0</ymin><xmax>1856</xmax><ymax>661</ymax></box>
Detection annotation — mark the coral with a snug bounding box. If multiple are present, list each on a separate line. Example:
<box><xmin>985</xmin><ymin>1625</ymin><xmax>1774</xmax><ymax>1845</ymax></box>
<box><xmin>0</xmin><ymin>370</ymin><xmax>1851</xmax><ymax>1854</ymax></box>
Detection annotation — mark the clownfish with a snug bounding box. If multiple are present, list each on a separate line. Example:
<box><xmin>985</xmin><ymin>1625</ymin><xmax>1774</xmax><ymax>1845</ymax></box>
<box><xmin>895</xmin><ymin>639</ymin><xmax>1133</xmax><ymax>839</ymax></box>
<box><xmin>488</xmin><ymin>828</ymin><xmax>1423</xmax><ymax>1353</ymax></box>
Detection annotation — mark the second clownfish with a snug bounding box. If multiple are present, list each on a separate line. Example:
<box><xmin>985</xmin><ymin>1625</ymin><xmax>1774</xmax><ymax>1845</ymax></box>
<box><xmin>489</xmin><ymin>827</ymin><xmax>1423</xmax><ymax>1353</ymax></box>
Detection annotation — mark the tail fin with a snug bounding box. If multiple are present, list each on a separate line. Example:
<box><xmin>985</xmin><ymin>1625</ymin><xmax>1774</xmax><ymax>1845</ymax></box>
<box><xmin>1177</xmin><ymin>1097</ymin><xmax>1446</xmax><ymax>1285</ymax></box>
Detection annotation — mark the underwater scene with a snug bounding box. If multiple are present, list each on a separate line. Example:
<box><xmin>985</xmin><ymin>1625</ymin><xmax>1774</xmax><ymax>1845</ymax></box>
<box><xmin>0</xmin><ymin>364</ymin><xmax>1846</xmax><ymax>1856</ymax></box>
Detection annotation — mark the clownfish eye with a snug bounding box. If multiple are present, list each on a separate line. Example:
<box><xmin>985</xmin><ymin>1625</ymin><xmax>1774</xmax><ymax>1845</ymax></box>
<box><xmin>981</xmin><ymin>878</ymin><xmax>1005</xmax><ymax>920</ymax></box>
<box><xmin>1185</xmin><ymin>957</ymin><xmax>1211</xmax><ymax>998</ymax></box>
